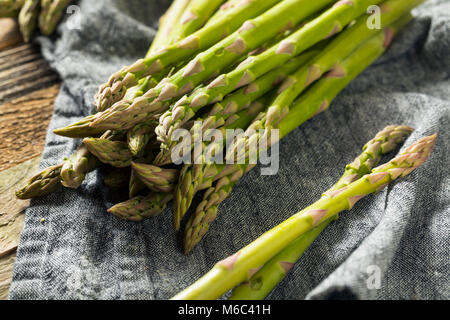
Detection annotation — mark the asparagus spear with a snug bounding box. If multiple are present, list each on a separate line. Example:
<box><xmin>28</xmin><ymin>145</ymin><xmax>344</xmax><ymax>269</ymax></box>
<box><xmin>154</xmin><ymin>46</ymin><xmax>322</xmax><ymax>165</ymax></box>
<box><xmin>155</xmin><ymin>0</ymin><xmax>385</xmax><ymax>157</ymax></box>
<box><xmin>16</xmin><ymin>164</ymin><xmax>63</xmax><ymax>199</ymax></box>
<box><xmin>131</xmin><ymin>162</ymin><xmax>179</xmax><ymax>193</ymax></box>
<box><xmin>60</xmin><ymin>143</ymin><xmax>100</xmax><ymax>188</ymax></box>
<box><xmin>93</xmin><ymin>0</ymin><xmax>282</xmax><ymax>112</ymax></box>
<box><xmin>38</xmin><ymin>0</ymin><xmax>72</xmax><ymax>36</ymax></box>
<box><xmin>90</xmin><ymin>0</ymin><xmax>334</xmax><ymax>130</ymax></box>
<box><xmin>230</xmin><ymin>125</ymin><xmax>413</xmax><ymax>300</ymax></box>
<box><xmin>82</xmin><ymin>138</ymin><xmax>133</xmax><ymax>168</ymax></box>
<box><xmin>183</xmin><ymin>22</ymin><xmax>402</xmax><ymax>253</ymax></box>
<box><xmin>204</xmin><ymin>0</ymin><xmax>240</xmax><ymax>27</ymax></box>
<box><xmin>147</xmin><ymin>0</ymin><xmax>192</xmax><ymax>55</ymax></box>
<box><xmin>108</xmin><ymin>192</ymin><xmax>173</xmax><ymax>222</ymax></box>
<box><xmin>170</xmin><ymin>0</ymin><xmax>225</xmax><ymax>43</ymax></box>
<box><xmin>53</xmin><ymin>114</ymin><xmax>106</xmax><ymax>138</ymax></box>
<box><xmin>173</xmin><ymin>133</ymin><xmax>437</xmax><ymax>299</ymax></box>
<box><xmin>127</xmin><ymin>120</ymin><xmax>157</xmax><ymax>157</ymax></box>
<box><xmin>18</xmin><ymin>0</ymin><xmax>40</xmax><ymax>42</ymax></box>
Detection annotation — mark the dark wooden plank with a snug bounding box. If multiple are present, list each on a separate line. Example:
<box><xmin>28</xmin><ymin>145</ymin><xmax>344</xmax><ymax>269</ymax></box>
<box><xmin>0</xmin><ymin>85</ymin><xmax>60</xmax><ymax>171</ymax></box>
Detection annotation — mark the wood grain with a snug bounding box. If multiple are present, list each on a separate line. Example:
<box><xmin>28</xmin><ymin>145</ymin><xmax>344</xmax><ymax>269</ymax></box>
<box><xmin>0</xmin><ymin>85</ymin><xmax>60</xmax><ymax>171</ymax></box>
<box><xmin>0</xmin><ymin>17</ymin><xmax>61</xmax><ymax>299</ymax></box>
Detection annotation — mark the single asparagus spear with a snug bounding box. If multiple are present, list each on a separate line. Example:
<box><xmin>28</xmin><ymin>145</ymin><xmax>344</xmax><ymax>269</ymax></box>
<box><xmin>173</xmin><ymin>133</ymin><xmax>437</xmax><ymax>300</ymax></box>
<box><xmin>170</xmin><ymin>0</ymin><xmax>225</xmax><ymax>43</ymax></box>
<box><xmin>90</xmin><ymin>0</ymin><xmax>334</xmax><ymax>130</ymax></box>
<box><xmin>127</xmin><ymin>120</ymin><xmax>157</xmax><ymax>157</ymax></box>
<box><xmin>131</xmin><ymin>162</ymin><xmax>179</xmax><ymax>193</ymax></box>
<box><xmin>155</xmin><ymin>0</ymin><xmax>384</xmax><ymax>156</ymax></box>
<box><xmin>183</xmin><ymin>22</ymin><xmax>403</xmax><ymax>253</ymax></box>
<box><xmin>60</xmin><ymin>143</ymin><xmax>100</xmax><ymax>188</ymax></box>
<box><xmin>53</xmin><ymin>114</ymin><xmax>106</xmax><ymax>138</ymax></box>
<box><xmin>108</xmin><ymin>192</ymin><xmax>173</xmax><ymax>222</ymax></box>
<box><xmin>18</xmin><ymin>0</ymin><xmax>40</xmax><ymax>42</ymax></box>
<box><xmin>38</xmin><ymin>0</ymin><xmax>72</xmax><ymax>36</ymax></box>
<box><xmin>82</xmin><ymin>138</ymin><xmax>133</xmax><ymax>168</ymax></box>
<box><xmin>103</xmin><ymin>167</ymin><xmax>130</xmax><ymax>189</ymax></box>
<box><xmin>154</xmin><ymin>46</ymin><xmax>322</xmax><ymax>165</ymax></box>
<box><xmin>230</xmin><ymin>125</ymin><xmax>413</xmax><ymax>300</ymax></box>
<box><xmin>148</xmin><ymin>0</ymin><xmax>192</xmax><ymax>54</ymax></box>
<box><xmin>16</xmin><ymin>163</ymin><xmax>63</xmax><ymax>199</ymax></box>
<box><xmin>93</xmin><ymin>0</ymin><xmax>282</xmax><ymax>112</ymax></box>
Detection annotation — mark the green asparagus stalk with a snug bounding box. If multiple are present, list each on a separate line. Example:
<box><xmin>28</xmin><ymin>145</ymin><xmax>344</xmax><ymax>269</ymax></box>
<box><xmin>60</xmin><ymin>144</ymin><xmax>100</xmax><ymax>188</ymax></box>
<box><xmin>38</xmin><ymin>0</ymin><xmax>72</xmax><ymax>36</ymax></box>
<box><xmin>82</xmin><ymin>138</ymin><xmax>133</xmax><ymax>168</ymax></box>
<box><xmin>108</xmin><ymin>192</ymin><xmax>173</xmax><ymax>222</ymax></box>
<box><xmin>183</xmin><ymin>22</ymin><xmax>403</xmax><ymax>253</ymax></box>
<box><xmin>93</xmin><ymin>0</ymin><xmax>282</xmax><ymax>112</ymax></box>
<box><xmin>154</xmin><ymin>46</ymin><xmax>322</xmax><ymax>165</ymax></box>
<box><xmin>89</xmin><ymin>0</ymin><xmax>334</xmax><ymax>130</ymax></box>
<box><xmin>173</xmin><ymin>133</ymin><xmax>437</xmax><ymax>299</ymax></box>
<box><xmin>131</xmin><ymin>162</ymin><xmax>179</xmax><ymax>193</ymax></box>
<box><xmin>103</xmin><ymin>167</ymin><xmax>130</xmax><ymax>189</ymax></box>
<box><xmin>170</xmin><ymin>0</ymin><xmax>225</xmax><ymax>43</ymax></box>
<box><xmin>127</xmin><ymin>121</ymin><xmax>157</xmax><ymax>156</ymax></box>
<box><xmin>155</xmin><ymin>0</ymin><xmax>385</xmax><ymax>158</ymax></box>
<box><xmin>229</xmin><ymin>125</ymin><xmax>413</xmax><ymax>300</ymax></box>
<box><xmin>148</xmin><ymin>0</ymin><xmax>192</xmax><ymax>54</ymax></box>
<box><xmin>53</xmin><ymin>114</ymin><xmax>106</xmax><ymax>138</ymax></box>
<box><xmin>18</xmin><ymin>0</ymin><xmax>39</xmax><ymax>42</ymax></box>
<box><xmin>15</xmin><ymin>163</ymin><xmax>63</xmax><ymax>199</ymax></box>
<box><xmin>0</xmin><ymin>8</ymin><xmax>18</xmax><ymax>17</ymax></box>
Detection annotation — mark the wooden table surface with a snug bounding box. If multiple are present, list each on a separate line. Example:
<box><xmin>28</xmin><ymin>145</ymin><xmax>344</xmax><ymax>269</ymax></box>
<box><xmin>0</xmin><ymin>18</ymin><xmax>61</xmax><ymax>299</ymax></box>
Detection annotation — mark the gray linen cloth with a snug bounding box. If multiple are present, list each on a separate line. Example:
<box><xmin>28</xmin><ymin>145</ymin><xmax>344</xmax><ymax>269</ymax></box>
<box><xmin>9</xmin><ymin>0</ymin><xmax>450</xmax><ymax>300</ymax></box>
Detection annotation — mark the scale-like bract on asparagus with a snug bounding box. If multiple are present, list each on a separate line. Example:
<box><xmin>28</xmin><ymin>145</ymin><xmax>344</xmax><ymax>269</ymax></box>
<box><xmin>148</xmin><ymin>0</ymin><xmax>192</xmax><ymax>54</ymax></box>
<box><xmin>155</xmin><ymin>0</ymin><xmax>385</xmax><ymax>161</ymax></box>
<box><xmin>108</xmin><ymin>192</ymin><xmax>173</xmax><ymax>222</ymax></box>
<box><xmin>94</xmin><ymin>0</ymin><xmax>282</xmax><ymax>112</ymax></box>
<box><xmin>90</xmin><ymin>0</ymin><xmax>334</xmax><ymax>130</ymax></box>
<box><xmin>173</xmin><ymin>132</ymin><xmax>437</xmax><ymax>299</ymax></box>
<box><xmin>183</xmin><ymin>23</ymin><xmax>400</xmax><ymax>253</ymax></box>
<box><xmin>60</xmin><ymin>144</ymin><xmax>100</xmax><ymax>188</ymax></box>
<box><xmin>39</xmin><ymin>0</ymin><xmax>72</xmax><ymax>36</ymax></box>
<box><xmin>18</xmin><ymin>0</ymin><xmax>39</xmax><ymax>42</ymax></box>
<box><xmin>230</xmin><ymin>124</ymin><xmax>413</xmax><ymax>300</ymax></box>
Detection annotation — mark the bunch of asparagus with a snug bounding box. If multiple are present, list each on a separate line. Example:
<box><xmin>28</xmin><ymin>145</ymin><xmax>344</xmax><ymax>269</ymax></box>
<box><xmin>0</xmin><ymin>0</ymin><xmax>72</xmax><ymax>42</ymax></box>
<box><xmin>172</xmin><ymin>130</ymin><xmax>437</xmax><ymax>299</ymax></box>
<box><xmin>17</xmin><ymin>0</ymin><xmax>429</xmax><ymax>255</ymax></box>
